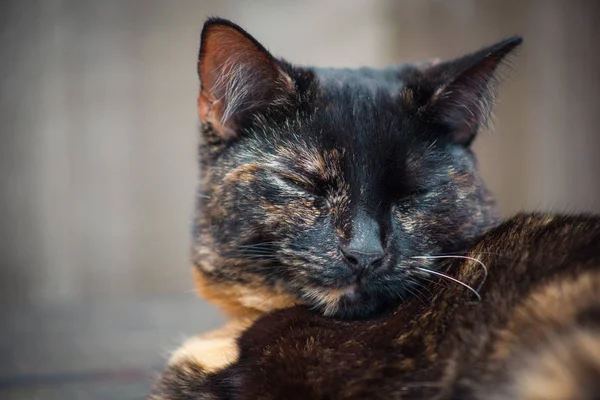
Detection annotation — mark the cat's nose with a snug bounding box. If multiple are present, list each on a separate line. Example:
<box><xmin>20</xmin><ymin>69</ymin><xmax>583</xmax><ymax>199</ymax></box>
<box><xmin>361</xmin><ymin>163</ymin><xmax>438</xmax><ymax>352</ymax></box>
<box><xmin>340</xmin><ymin>245</ymin><xmax>385</xmax><ymax>269</ymax></box>
<box><xmin>339</xmin><ymin>211</ymin><xmax>385</xmax><ymax>270</ymax></box>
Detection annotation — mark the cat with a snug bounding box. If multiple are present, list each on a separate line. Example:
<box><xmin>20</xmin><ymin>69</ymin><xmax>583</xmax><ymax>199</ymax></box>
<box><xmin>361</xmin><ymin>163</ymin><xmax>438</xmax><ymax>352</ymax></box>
<box><xmin>160</xmin><ymin>16</ymin><xmax>522</xmax><ymax>381</ymax></box>
<box><xmin>191</xmin><ymin>17</ymin><xmax>515</xmax><ymax>326</ymax></box>
<box><xmin>150</xmin><ymin>17</ymin><xmax>600</xmax><ymax>398</ymax></box>
<box><xmin>152</xmin><ymin>213</ymin><xmax>600</xmax><ymax>399</ymax></box>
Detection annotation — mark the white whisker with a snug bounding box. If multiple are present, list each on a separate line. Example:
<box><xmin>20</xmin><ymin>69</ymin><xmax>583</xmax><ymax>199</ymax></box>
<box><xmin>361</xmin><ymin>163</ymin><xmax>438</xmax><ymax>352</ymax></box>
<box><xmin>414</xmin><ymin>266</ymin><xmax>481</xmax><ymax>302</ymax></box>
<box><xmin>412</xmin><ymin>255</ymin><xmax>488</xmax><ymax>291</ymax></box>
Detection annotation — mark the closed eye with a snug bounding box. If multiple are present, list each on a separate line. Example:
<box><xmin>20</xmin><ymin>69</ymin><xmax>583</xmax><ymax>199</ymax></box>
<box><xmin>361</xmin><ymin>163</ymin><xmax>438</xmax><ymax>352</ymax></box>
<box><xmin>397</xmin><ymin>180</ymin><xmax>453</xmax><ymax>202</ymax></box>
<box><xmin>275</xmin><ymin>173</ymin><xmax>317</xmax><ymax>194</ymax></box>
<box><xmin>397</xmin><ymin>188</ymin><xmax>429</xmax><ymax>203</ymax></box>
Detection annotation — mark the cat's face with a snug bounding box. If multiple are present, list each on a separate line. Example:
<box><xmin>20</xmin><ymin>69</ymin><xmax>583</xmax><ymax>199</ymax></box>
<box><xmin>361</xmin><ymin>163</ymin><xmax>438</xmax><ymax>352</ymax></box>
<box><xmin>194</xmin><ymin>19</ymin><xmax>520</xmax><ymax>318</ymax></box>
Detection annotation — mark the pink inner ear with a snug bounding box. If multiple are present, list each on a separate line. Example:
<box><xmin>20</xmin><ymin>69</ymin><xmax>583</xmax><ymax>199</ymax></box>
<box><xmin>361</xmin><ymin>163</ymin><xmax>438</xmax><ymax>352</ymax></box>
<box><xmin>198</xmin><ymin>24</ymin><xmax>293</xmax><ymax>134</ymax></box>
<box><xmin>200</xmin><ymin>25</ymin><xmax>275</xmax><ymax>95</ymax></box>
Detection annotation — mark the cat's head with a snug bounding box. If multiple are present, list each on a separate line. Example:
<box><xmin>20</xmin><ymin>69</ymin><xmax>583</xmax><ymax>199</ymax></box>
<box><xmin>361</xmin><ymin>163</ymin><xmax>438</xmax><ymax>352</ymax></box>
<box><xmin>193</xmin><ymin>18</ymin><xmax>521</xmax><ymax>318</ymax></box>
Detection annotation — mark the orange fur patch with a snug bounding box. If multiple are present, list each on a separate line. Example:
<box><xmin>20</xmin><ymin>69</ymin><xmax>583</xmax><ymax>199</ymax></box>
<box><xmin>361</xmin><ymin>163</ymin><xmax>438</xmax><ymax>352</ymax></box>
<box><xmin>492</xmin><ymin>270</ymin><xmax>600</xmax><ymax>362</ymax></box>
<box><xmin>169</xmin><ymin>318</ymin><xmax>255</xmax><ymax>373</ymax></box>
<box><xmin>512</xmin><ymin>329</ymin><xmax>600</xmax><ymax>400</ymax></box>
<box><xmin>193</xmin><ymin>268</ymin><xmax>298</xmax><ymax>319</ymax></box>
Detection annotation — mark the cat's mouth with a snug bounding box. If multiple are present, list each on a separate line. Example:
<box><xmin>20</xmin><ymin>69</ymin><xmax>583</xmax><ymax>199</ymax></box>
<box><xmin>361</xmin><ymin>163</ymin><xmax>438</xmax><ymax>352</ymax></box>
<box><xmin>297</xmin><ymin>267</ymin><xmax>416</xmax><ymax>318</ymax></box>
<box><xmin>332</xmin><ymin>283</ymin><xmax>361</xmax><ymax>301</ymax></box>
<box><xmin>300</xmin><ymin>282</ymin><xmax>375</xmax><ymax>317</ymax></box>
<box><xmin>303</xmin><ymin>283</ymin><xmax>360</xmax><ymax>301</ymax></box>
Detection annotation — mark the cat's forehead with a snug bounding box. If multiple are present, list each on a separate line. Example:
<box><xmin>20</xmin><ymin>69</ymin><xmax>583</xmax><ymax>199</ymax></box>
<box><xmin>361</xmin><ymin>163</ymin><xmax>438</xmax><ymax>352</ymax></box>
<box><xmin>238</xmin><ymin>66</ymin><xmax>434</xmax><ymax>180</ymax></box>
<box><xmin>312</xmin><ymin>66</ymin><xmax>412</xmax><ymax>95</ymax></box>
<box><xmin>234</xmin><ymin>66</ymin><xmax>437</xmax><ymax>182</ymax></box>
<box><xmin>254</xmin><ymin>95</ymin><xmax>434</xmax><ymax>191</ymax></box>
<box><xmin>297</xmin><ymin>66</ymin><xmax>420</xmax><ymax>155</ymax></box>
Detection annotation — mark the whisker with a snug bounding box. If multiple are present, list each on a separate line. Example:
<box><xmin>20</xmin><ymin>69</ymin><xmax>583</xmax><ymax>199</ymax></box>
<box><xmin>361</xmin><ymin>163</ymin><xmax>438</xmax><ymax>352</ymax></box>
<box><xmin>237</xmin><ymin>242</ymin><xmax>280</xmax><ymax>248</ymax></box>
<box><xmin>231</xmin><ymin>252</ymin><xmax>277</xmax><ymax>257</ymax></box>
<box><xmin>415</xmin><ymin>275</ymin><xmax>451</xmax><ymax>290</ymax></box>
<box><xmin>412</xmin><ymin>255</ymin><xmax>488</xmax><ymax>291</ymax></box>
<box><xmin>230</xmin><ymin>249</ymin><xmax>275</xmax><ymax>254</ymax></box>
<box><xmin>226</xmin><ymin>255</ymin><xmax>277</xmax><ymax>261</ymax></box>
<box><xmin>414</xmin><ymin>266</ymin><xmax>481</xmax><ymax>302</ymax></box>
<box><xmin>427</xmin><ymin>250</ymin><xmax>505</xmax><ymax>257</ymax></box>
<box><xmin>409</xmin><ymin>279</ymin><xmax>434</xmax><ymax>298</ymax></box>
<box><xmin>386</xmin><ymin>284</ymin><xmax>406</xmax><ymax>304</ymax></box>
<box><xmin>404</xmin><ymin>286</ymin><xmax>429</xmax><ymax>306</ymax></box>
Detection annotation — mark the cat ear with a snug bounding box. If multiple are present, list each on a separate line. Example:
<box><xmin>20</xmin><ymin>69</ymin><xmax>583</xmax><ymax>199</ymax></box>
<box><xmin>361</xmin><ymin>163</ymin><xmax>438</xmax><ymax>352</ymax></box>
<box><xmin>198</xmin><ymin>18</ymin><xmax>295</xmax><ymax>140</ymax></box>
<box><xmin>413</xmin><ymin>37</ymin><xmax>522</xmax><ymax>146</ymax></box>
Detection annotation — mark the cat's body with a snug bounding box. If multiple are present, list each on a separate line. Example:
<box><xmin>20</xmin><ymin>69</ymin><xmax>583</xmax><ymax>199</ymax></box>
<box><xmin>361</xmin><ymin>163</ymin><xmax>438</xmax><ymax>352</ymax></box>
<box><xmin>153</xmin><ymin>213</ymin><xmax>600</xmax><ymax>399</ymax></box>
<box><xmin>150</xmin><ymin>18</ymin><xmax>600</xmax><ymax>399</ymax></box>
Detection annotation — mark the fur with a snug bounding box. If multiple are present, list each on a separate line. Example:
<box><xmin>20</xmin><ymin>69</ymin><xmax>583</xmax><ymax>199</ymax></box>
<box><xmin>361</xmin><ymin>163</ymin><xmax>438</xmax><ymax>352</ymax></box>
<box><xmin>148</xmin><ymin>18</ymin><xmax>600</xmax><ymax>400</ymax></box>
<box><xmin>193</xmin><ymin>18</ymin><xmax>518</xmax><ymax>319</ymax></box>
<box><xmin>151</xmin><ymin>213</ymin><xmax>600</xmax><ymax>399</ymax></box>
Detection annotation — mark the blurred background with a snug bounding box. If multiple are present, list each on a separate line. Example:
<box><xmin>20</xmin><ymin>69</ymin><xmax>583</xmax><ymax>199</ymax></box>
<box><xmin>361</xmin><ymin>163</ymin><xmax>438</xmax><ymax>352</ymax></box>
<box><xmin>1</xmin><ymin>0</ymin><xmax>599</xmax><ymax>398</ymax></box>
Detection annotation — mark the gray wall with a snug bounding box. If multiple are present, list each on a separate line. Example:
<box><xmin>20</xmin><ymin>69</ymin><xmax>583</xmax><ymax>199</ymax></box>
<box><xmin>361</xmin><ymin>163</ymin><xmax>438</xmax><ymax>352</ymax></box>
<box><xmin>2</xmin><ymin>0</ymin><xmax>599</xmax><ymax>308</ymax></box>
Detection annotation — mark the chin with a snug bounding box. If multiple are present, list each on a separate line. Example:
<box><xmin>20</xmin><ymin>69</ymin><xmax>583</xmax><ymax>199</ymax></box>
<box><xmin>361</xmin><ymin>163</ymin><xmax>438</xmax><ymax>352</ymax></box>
<box><xmin>333</xmin><ymin>298</ymin><xmax>387</xmax><ymax>319</ymax></box>
<box><xmin>302</xmin><ymin>283</ymin><xmax>398</xmax><ymax>320</ymax></box>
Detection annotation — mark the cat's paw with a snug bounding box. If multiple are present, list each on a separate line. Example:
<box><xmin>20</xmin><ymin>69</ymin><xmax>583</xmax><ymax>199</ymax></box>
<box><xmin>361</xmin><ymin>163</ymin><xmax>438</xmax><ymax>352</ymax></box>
<box><xmin>168</xmin><ymin>318</ymin><xmax>253</xmax><ymax>373</ymax></box>
<box><xmin>169</xmin><ymin>334</ymin><xmax>237</xmax><ymax>373</ymax></box>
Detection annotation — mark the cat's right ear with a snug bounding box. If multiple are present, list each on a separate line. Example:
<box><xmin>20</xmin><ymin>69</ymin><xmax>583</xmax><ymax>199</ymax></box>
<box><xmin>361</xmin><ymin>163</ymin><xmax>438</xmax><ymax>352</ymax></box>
<box><xmin>405</xmin><ymin>37</ymin><xmax>522</xmax><ymax>146</ymax></box>
<box><xmin>198</xmin><ymin>18</ymin><xmax>295</xmax><ymax>140</ymax></box>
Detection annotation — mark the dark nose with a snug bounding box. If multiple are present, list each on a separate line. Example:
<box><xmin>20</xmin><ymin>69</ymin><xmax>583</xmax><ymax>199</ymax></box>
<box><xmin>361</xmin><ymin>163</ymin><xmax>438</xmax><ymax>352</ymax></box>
<box><xmin>339</xmin><ymin>211</ymin><xmax>385</xmax><ymax>269</ymax></box>
<box><xmin>340</xmin><ymin>246</ymin><xmax>385</xmax><ymax>269</ymax></box>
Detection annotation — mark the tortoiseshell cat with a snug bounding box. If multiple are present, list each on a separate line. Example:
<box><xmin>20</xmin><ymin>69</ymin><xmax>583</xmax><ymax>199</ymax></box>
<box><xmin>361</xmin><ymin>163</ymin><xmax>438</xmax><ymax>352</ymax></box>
<box><xmin>192</xmin><ymin>18</ymin><xmax>507</xmax><ymax>321</ymax></box>
<box><xmin>150</xmin><ymin>18</ymin><xmax>600</xmax><ymax>399</ymax></box>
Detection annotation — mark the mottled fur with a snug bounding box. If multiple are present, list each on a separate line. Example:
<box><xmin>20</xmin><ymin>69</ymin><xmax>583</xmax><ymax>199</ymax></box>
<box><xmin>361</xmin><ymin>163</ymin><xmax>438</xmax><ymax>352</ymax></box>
<box><xmin>152</xmin><ymin>214</ymin><xmax>600</xmax><ymax>399</ymax></box>
<box><xmin>193</xmin><ymin>18</ymin><xmax>513</xmax><ymax>320</ymax></box>
<box><xmin>150</xmin><ymin>18</ymin><xmax>600</xmax><ymax>399</ymax></box>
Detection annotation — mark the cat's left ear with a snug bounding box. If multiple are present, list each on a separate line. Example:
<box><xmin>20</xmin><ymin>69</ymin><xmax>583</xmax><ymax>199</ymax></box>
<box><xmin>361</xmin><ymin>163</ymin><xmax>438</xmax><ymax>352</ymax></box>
<box><xmin>411</xmin><ymin>37</ymin><xmax>522</xmax><ymax>146</ymax></box>
<box><xmin>198</xmin><ymin>18</ymin><xmax>295</xmax><ymax>140</ymax></box>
